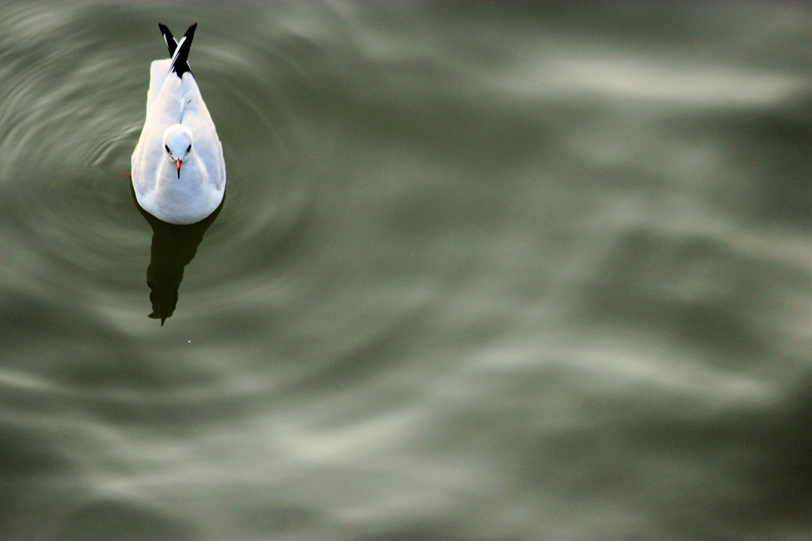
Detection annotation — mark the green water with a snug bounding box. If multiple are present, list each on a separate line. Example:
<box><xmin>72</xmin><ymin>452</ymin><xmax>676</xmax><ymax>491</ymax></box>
<box><xmin>0</xmin><ymin>2</ymin><xmax>810</xmax><ymax>540</ymax></box>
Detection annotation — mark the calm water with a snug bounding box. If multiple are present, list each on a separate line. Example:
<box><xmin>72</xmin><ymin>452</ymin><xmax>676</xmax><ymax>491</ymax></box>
<box><xmin>0</xmin><ymin>2</ymin><xmax>810</xmax><ymax>540</ymax></box>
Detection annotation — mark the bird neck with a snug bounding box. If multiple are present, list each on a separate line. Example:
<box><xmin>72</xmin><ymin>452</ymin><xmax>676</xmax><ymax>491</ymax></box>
<box><xmin>157</xmin><ymin>153</ymin><xmax>204</xmax><ymax>190</ymax></box>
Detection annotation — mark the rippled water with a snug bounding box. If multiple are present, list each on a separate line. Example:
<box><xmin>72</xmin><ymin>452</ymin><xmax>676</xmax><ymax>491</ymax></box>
<box><xmin>1</xmin><ymin>2</ymin><xmax>810</xmax><ymax>540</ymax></box>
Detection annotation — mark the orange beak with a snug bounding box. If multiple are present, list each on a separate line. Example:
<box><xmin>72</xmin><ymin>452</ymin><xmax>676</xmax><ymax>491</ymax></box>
<box><xmin>175</xmin><ymin>159</ymin><xmax>182</xmax><ymax>178</ymax></box>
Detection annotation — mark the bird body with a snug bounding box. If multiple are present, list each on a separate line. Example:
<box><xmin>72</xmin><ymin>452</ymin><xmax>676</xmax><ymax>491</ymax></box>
<box><xmin>131</xmin><ymin>24</ymin><xmax>225</xmax><ymax>225</ymax></box>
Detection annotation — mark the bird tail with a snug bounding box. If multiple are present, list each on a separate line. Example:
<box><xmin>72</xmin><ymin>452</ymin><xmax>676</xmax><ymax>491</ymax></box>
<box><xmin>165</xmin><ymin>23</ymin><xmax>197</xmax><ymax>78</ymax></box>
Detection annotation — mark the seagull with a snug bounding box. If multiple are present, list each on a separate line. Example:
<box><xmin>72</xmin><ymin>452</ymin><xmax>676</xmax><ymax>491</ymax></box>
<box><xmin>131</xmin><ymin>23</ymin><xmax>226</xmax><ymax>225</ymax></box>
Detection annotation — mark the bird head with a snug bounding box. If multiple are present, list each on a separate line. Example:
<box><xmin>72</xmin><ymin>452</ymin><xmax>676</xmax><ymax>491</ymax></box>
<box><xmin>162</xmin><ymin>125</ymin><xmax>193</xmax><ymax>178</ymax></box>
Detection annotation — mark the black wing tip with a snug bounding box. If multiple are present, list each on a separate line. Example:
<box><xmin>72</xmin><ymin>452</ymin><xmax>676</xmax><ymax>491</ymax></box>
<box><xmin>158</xmin><ymin>23</ymin><xmax>177</xmax><ymax>57</ymax></box>
<box><xmin>169</xmin><ymin>23</ymin><xmax>198</xmax><ymax>79</ymax></box>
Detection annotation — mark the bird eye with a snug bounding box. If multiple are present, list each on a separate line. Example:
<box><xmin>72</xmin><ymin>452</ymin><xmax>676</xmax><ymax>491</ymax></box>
<box><xmin>165</xmin><ymin>144</ymin><xmax>170</xmax><ymax>153</ymax></box>
<box><xmin>186</xmin><ymin>144</ymin><xmax>191</xmax><ymax>152</ymax></box>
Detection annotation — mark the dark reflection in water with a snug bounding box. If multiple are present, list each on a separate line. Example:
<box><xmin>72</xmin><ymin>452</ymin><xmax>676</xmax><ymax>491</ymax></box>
<box><xmin>131</xmin><ymin>187</ymin><xmax>224</xmax><ymax>324</ymax></box>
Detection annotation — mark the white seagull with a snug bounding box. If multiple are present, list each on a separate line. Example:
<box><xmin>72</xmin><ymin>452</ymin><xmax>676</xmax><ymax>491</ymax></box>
<box><xmin>131</xmin><ymin>23</ymin><xmax>226</xmax><ymax>225</ymax></box>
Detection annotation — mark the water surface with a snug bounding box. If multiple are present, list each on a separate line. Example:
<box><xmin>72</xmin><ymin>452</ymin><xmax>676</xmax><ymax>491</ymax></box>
<box><xmin>0</xmin><ymin>2</ymin><xmax>810</xmax><ymax>540</ymax></box>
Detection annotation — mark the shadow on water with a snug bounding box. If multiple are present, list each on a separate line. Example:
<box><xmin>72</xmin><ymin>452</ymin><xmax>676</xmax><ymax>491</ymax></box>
<box><xmin>130</xmin><ymin>186</ymin><xmax>224</xmax><ymax>325</ymax></box>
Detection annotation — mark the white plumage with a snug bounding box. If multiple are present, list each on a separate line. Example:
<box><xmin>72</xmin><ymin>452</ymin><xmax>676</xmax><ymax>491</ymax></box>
<box><xmin>131</xmin><ymin>23</ymin><xmax>225</xmax><ymax>225</ymax></box>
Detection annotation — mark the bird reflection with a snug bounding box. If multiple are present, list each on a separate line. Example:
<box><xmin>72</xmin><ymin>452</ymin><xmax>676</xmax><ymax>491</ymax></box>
<box><xmin>131</xmin><ymin>186</ymin><xmax>224</xmax><ymax>325</ymax></box>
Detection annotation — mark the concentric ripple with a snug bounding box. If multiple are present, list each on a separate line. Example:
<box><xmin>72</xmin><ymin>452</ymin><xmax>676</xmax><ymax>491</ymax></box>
<box><xmin>0</xmin><ymin>2</ymin><xmax>373</xmax><ymax>325</ymax></box>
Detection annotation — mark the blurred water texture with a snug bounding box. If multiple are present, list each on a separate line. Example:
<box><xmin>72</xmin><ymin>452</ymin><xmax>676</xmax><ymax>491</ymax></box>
<box><xmin>0</xmin><ymin>2</ymin><xmax>810</xmax><ymax>540</ymax></box>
